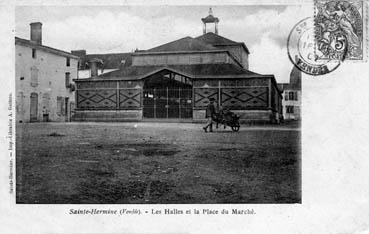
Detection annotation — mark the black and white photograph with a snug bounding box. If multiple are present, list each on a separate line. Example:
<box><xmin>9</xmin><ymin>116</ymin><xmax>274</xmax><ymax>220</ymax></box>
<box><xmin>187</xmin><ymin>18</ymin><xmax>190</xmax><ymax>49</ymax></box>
<box><xmin>15</xmin><ymin>5</ymin><xmax>302</xmax><ymax>204</ymax></box>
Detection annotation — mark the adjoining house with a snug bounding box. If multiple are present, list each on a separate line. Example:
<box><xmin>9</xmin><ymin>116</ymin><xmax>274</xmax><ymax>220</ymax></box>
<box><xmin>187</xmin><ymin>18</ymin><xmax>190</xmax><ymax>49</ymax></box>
<box><xmin>72</xmin><ymin>9</ymin><xmax>283</xmax><ymax>123</ymax></box>
<box><xmin>71</xmin><ymin>50</ymin><xmax>132</xmax><ymax>79</ymax></box>
<box><xmin>15</xmin><ymin>22</ymin><xmax>79</xmax><ymax>122</ymax></box>
<box><xmin>279</xmin><ymin>65</ymin><xmax>302</xmax><ymax>120</ymax></box>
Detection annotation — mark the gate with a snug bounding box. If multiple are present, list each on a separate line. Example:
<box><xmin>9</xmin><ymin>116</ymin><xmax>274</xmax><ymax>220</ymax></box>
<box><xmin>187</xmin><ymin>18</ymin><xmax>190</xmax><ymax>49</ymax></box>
<box><xmin>143</xmin><ymin>88</ymin><xmax>192</xmax><ymax>119</ymax></box>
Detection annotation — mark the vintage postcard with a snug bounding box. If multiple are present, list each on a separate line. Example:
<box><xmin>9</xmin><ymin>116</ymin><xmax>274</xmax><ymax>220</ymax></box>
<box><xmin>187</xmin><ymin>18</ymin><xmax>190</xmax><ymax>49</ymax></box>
<box><xmin>1</xmin><ymin>0</ymin><xmax>369</xmax><ymax>233</ymax></box>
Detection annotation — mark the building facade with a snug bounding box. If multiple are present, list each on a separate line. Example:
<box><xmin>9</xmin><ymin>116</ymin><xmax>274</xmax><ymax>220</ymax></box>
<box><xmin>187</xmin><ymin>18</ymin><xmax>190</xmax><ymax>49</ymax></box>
<box><xmin>280</xmin><ymin>65</ymin><xmax>302</xmax><ymax>120</ymax></box>
<box><xmin>72</xmin><ymin>11</ymin><xmax>283</xmax><ymax>123</ymax></box>
<box><xmin>15</xmin><ymin>22</ymin><xmax>79</xmax><ymax>123</ymax></box>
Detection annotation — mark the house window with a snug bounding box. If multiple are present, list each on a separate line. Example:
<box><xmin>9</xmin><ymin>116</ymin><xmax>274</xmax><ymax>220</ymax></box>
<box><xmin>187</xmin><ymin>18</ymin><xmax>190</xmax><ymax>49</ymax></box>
<box><xmin>65</xmin><ymin>72</ymin><xmax>70</xmax><ymax>88</ymax></box>
<box><xmin>284</xmin><ymin>92</ymin><xmax>288</xmax><ymax>101</ymax></box>
<box><xmin>66</xmin><ymin>57</ymin><xmax>70</xmax><ymax>67</ymax></box>
<box><xmin>287</xmin><ymin>91</ymin><xmax>298</xmax><ymax>101</ymax></box>
<box><xmin>288</xmin><ymin>91</ymin><xmax>294</xmax><ymax>100</ymax></box>
<box><xmin>32</xmin><ymin>49</ymin><xmax>36</xmax><ymax>58</ymax></box>
<box><xmin>286</xmin><ymin>105</ymin><xmax>294</xmax><ymax>113</ymax></box>
<box><xmin>30</xmin><ymin>66</ymin><xmax>38</xmax><ymax>87</ymax></box>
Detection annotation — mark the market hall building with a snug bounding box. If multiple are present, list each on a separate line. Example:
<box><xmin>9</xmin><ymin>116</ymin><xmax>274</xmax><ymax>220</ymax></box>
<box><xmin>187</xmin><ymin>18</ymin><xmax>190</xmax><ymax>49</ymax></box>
<box><xmin>73</xmin><ymin>10</ymin><xmax>282</xmax><ymax>123</ymax></box>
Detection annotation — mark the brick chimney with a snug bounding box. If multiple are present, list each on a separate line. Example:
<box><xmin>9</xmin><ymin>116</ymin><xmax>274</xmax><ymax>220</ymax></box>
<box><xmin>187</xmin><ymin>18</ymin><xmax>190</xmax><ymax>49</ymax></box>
<box><xmin>88</xmin><ymin>58</ymin><xmax>102</xmax><ymax>78</ymax></box>
<box><xmin>30</xmin><ymin>22</ymin><xmax>42</xmax><ymax>45</ymax></box>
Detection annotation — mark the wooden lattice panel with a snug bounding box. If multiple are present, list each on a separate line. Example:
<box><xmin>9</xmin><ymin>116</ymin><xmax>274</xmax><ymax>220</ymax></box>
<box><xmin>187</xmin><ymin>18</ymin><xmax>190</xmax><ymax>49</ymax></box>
<box><xmin>77</xmin><ymin>89</ymin><xmax>117</xmax><ymax>109</ymax></box>
<box><xmin>194</xmin><ymin>88</ymin><xmax>219</xmax><ymax>108</ymax></box>
<box><xmin>221</xmin><ymin>87</ymin><xmax>268</xmax><ymax>109</ymax></box>
<box><xmin>119</xmin><ymin>89</ymin><xmax>141</xmax><ymax>108</ymax></box>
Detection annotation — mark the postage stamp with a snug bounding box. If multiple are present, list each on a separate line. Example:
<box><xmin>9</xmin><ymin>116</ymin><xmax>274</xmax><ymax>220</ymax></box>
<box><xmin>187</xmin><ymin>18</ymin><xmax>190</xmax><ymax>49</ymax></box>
<box><xmin>314</xmin><ymin>0</ymin><xmax>367</xmax><ymax>61</ymax></box>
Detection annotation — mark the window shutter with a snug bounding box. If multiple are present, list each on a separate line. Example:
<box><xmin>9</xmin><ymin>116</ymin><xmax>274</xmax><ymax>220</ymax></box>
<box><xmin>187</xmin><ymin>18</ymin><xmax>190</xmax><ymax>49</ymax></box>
<box><xmin>57</xmin><ymin>96</ymin><xmax>62</xmax><ymax>116</ymax></box>
<box><xmin>61</xmin><ymin>97</ymin><xmax>65</xmax><ymax>116</ymax></box>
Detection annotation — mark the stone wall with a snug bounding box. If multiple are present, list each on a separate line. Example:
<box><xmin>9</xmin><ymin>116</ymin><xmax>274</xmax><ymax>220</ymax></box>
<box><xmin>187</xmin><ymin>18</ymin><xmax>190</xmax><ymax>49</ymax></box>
<box><xmin>72</xmin><ymin>110</ymin><xmax>142</xmax><ymax>122</ymax></box>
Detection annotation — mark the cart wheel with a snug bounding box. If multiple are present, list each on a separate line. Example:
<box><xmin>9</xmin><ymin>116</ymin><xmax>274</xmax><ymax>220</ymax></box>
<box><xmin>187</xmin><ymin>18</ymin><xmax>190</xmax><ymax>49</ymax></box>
<box><xmin>231</xmin><ymin>125</ymin><xmax>240</xmax><ymax>132</ymax></box>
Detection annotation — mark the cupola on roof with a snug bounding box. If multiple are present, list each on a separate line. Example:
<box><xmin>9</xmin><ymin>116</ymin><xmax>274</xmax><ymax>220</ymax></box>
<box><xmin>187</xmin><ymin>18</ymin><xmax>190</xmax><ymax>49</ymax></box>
<box><xmin>201</xmin><ymin>8</ymin><xmax>220</xmax><ymax>35</ymax></box>
<box><xmin>201</xmin><ymin>7</ymin><xmax>219</xmax><ymax>23</ymax></box>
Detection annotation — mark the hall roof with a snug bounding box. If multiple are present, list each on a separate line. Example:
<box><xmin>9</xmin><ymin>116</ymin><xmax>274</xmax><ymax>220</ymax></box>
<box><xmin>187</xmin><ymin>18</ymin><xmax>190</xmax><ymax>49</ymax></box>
<box><xmin>195</xmin><ymin>32</ymin><xmax>250</xmax><ymax>54</ymax></box>
<box><xmin>73</xmin><ymin>33</ymin><xmax>249</xmax><ymax>69</ymax></box>
<box><xmin>78</xmin><ymin>52</ymin><xmax>132</xmax><ymax>70</ymax></box>
<box><xmin>145</xmin><ymin>36</ymin><xmax>218</xmax><ymax>53</ymax></box>
<box><xmin>78</xmin><ymin>63</ymin><xmax>262</xmax><ymax>81</ymax></box>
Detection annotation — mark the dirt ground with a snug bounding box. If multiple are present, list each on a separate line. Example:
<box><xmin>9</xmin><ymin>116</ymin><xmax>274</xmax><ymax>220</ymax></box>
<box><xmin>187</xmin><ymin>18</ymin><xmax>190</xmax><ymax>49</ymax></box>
<box><xmin>16</xmin><ymin>122</ymin><xmax>301</xmax><ymax>204</ymax></box>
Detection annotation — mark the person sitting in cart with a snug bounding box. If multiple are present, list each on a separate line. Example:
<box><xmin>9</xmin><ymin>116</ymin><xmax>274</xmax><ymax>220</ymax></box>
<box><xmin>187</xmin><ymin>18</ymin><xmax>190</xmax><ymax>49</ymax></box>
<box><xmin>219</xmin><ymin>106</ymin><xmax>234</xmax><ymax>129</ymax></box>
<box><xmin>203</xmin><ymin>98</ymin><xmax>216</xmax><ymax>133</ymax></box>
<box><xmin>223</xmin><ymin>108</ymin><xmax>234</xmax><ymax>122</ymax></box>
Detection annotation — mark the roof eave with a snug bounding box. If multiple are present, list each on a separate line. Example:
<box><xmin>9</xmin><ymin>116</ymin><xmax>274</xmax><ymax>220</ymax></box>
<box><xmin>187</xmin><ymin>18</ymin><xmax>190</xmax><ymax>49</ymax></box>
<box><xmin>201</xmin><ymin>16</ymin><xmax>219</xmax><ymax>23</ymax></box>
<box><xmin>15</xmin><ymin>37</ymin><xmax>80</xmax><ymax>59</ymax></box>
<box><xmin>76</xmin><ymin>70</ymin><xmax>271</xmax><ymax>81</ymax></box>
<box><xmin>193</xmin><ymin>74</ymin><xmax>269</xmax><ymax>79</ymax></box>
<box><xmin>214</xmin><ymin>42</ymin><xmax>249</xmax><ymax>54</ymax></box>
<box><xmin>132</xmin><ymin>50</ymin><xmax>227</xmax><ymax>56</ymax></box>
<box><xmin>240</xmin><ymin>42</ymin><xmax>250</xmax><ymax>54</ymax></box>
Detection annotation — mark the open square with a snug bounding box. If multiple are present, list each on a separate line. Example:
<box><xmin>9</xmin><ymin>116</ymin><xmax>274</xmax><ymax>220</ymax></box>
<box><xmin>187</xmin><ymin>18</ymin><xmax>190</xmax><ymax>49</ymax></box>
<box><xmin>16</xmin><ymin>122</ymin><xmax>300</xmax><ymax>204</ymax></box>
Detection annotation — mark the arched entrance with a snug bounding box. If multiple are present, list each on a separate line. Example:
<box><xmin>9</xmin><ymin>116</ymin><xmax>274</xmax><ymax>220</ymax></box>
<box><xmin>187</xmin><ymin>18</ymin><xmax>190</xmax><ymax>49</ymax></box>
<box><xmin>143</xmin><ymin>69</ymin><xmax>192</xmax><ymax>119</ymax></box>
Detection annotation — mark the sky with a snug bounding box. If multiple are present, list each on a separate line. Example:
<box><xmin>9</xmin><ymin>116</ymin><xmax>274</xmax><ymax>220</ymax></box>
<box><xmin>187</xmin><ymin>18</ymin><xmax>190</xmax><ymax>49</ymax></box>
<box><xmin>15</xmin><ymin>5</ymin><xmax>312</xmax><ymax>83</ymax></box>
